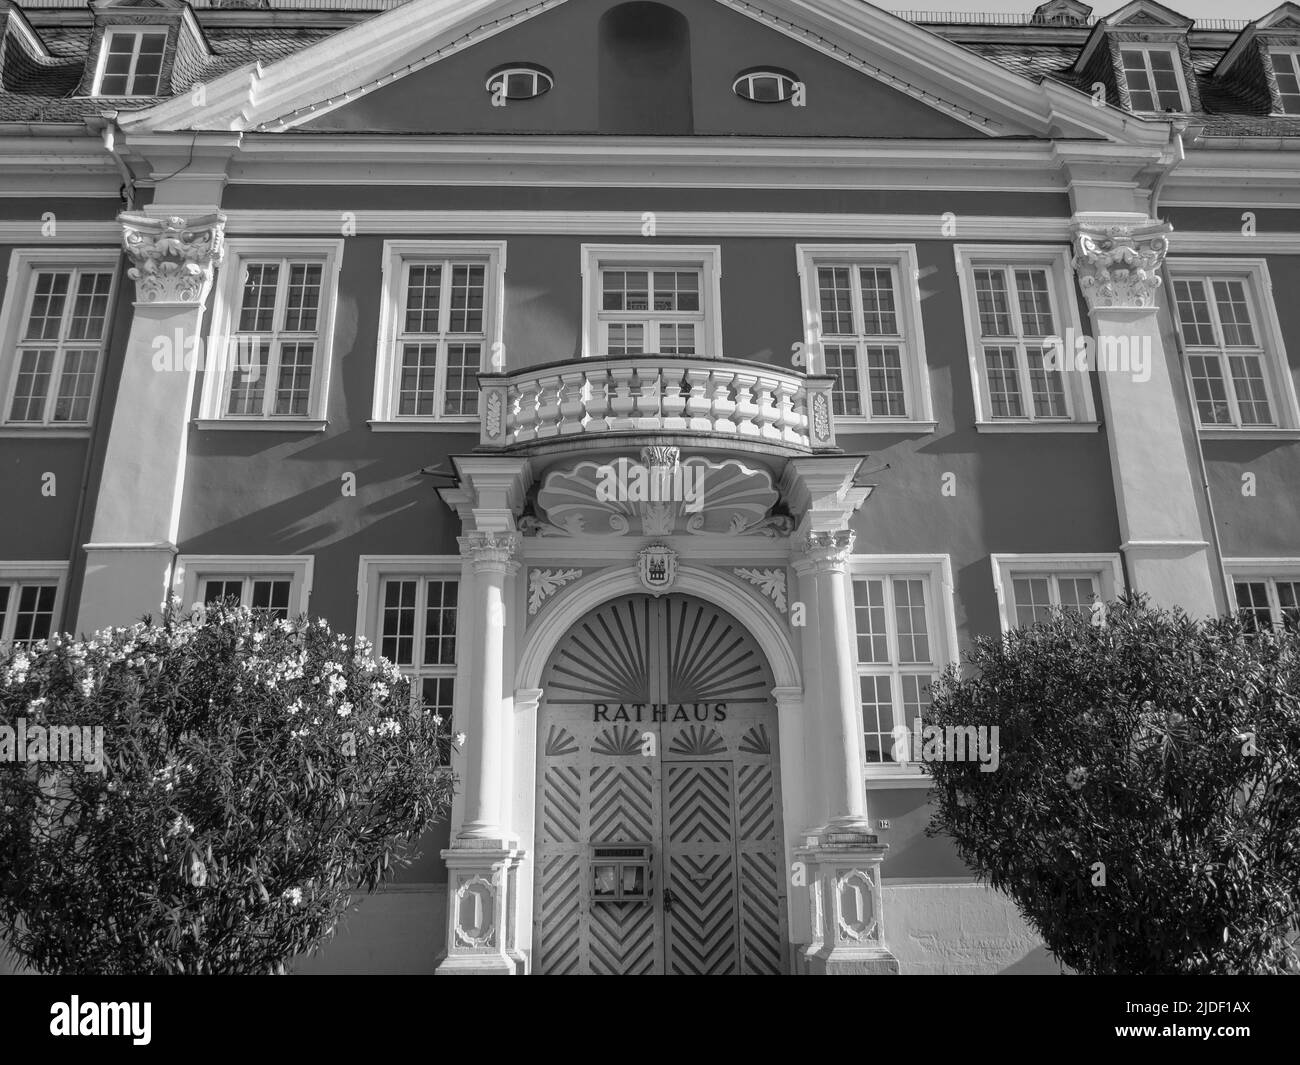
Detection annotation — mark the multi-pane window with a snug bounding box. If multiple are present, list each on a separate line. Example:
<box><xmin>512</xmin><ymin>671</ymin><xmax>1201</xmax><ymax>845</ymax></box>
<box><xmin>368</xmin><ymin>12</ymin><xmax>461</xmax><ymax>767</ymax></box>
<box><xmin>1121</xmin><ymin>47</ymin><xmax>1186</xmax><ymax>112</ymax></box>
<box><xmin>97</xmin><ymin>29</ymin><xmax>167</xmax><ymax>97</ymax></box>
<box><xmin>201</xmin><ymin>576</ymin><xmax>293</xmax><ymax>620</ymax></box>
<box><xmin>394</xmin><ymin>261</ymin><xmax>485</xmax><ymax>418</ymax></box>
<box><xmin>733</xmin><ymin>70</ymin><xmax>800</xmax><ymax>102</ymax></box>
<box><xmin>815</xmin><ymin>263</ymin><xmax>912</xmax><ymax>419</ymax></box>
<box><xmin>971</xmin><ymin>265</ymin><xmax>1067</xmax><ymax>421</ymax></box>
<box><xmin>599</xmin><ymin>268</ymin><xmax>702</xmax><ymax>355</ymax></box>
<box><xmin>224</xmin><ymin>258</ymin><xmax>327</xmax><ymax>418</ymax></box>
<box><xmin>379</xmin><ymin>577</ymin><xmax>458</xmax><ymax>764</ymax></box>
<box><xmin>5</xmin><ymin>267</ymin><xmax>112</xmax><ymax>426</ymax></box>
<box><xmin>1271</xmin><ymin>51</ymin><xmax>1300</xmax><ymax>114</ymax></box>
<box><xmin>853</xmin><ymin>576</ymin><xmax>937</xmax><ymax>764</ymax></box>
<box><xmin>0</xmin><ymin>580</ymin><xmax>58</xmax><ymax>646</ymax></box>
<box><xmin>1233</xmin><ymin>577</ymin><xmax>1300</xmax><ymax>632</ymax></box>
<box><xmin>1171</xmin><ymin>274</ymin><xmax>1274</xmax><ymax>428</ymax></box>
<box><xmin>1009</xmin><ymin>573</ymin><xmax>1099</xmax><ymax>627</ymax></box>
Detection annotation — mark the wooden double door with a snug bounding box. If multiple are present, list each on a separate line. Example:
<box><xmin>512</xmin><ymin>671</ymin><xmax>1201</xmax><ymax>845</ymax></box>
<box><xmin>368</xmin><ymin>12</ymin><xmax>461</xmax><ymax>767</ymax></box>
<box><xmin>534</xmin><ymin>594</ymin><xmax>789</xmax><ymax>975</ymax></box>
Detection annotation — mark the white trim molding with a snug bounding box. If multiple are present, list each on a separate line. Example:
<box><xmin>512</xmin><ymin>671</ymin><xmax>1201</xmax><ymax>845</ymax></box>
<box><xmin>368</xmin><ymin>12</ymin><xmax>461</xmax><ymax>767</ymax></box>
<box><xmin>370</xmin><ymin>240</ymin><xmax>506</xmax><ymax>428</ymax></box>
<box><xmin>173</xmin><ymin>554</ymin><xmax>314</xmax><ymax>617</ymax></box>
<box><xmin>989</xmin><ymin>552</ymin><xmax>1125</xmax><ymax>633</ymax></box>
<box><xmin>198</xmin><ymin>238</ymin><xmax>345</xmax><ymax>429</ymax></box>
<box><xmin>953</xmin><ymin>243</ymin><xmax>1096</xmax><ymax>431</ymax></box>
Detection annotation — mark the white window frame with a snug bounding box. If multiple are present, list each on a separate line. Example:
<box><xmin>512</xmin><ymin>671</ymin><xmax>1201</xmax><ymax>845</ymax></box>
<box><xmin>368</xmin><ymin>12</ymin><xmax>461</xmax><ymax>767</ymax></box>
<box><xmin>1268</xmin><ymin>48</ymin><xmax>1300</xmax><ymax>115</ymax></box>
<box><xmin>174</xmin><ymin>555</ymin><xmax>313</xmax><ymax>618</ymax></box>
<box><xmin>954</xmin><ymin>245</ymin><xmax>1096</xmax><ymax>432</ymax></box>
<box><xmin>796</xmin><ymin>244</ymin><xmax>935</xmax><ymax>431</ymax></box>
<box><xmin>197</xmin><ymin>239</ymin><xmax>343</xmax><ymax>430</ymax></box>
<box><xmin>1167</xmin><ymin>257</ymin><xmax>1300</xmax><ymax>437</ymax></box>
<box><xmin>93</xmin><ymin>26</ymin><xmax>170</xmax><ymax>98</ymax></box>
<box><xmin>1118</xmin><ymin>43</ymin><xmax>1190</xmax><ymax>113</ymax></box>
<box><xmin>580</xmin><ymin>244</ymin><xmax>723</xmax><ymax>359</ymax></box>
<box><xmin>849</xmin><ymin>555</ymin><xmax>958</xmax><ymax>786</ymax></box>
<box><xmin>990</xmin><ymin>553</ymin><xmax>1124</xmax><ymax>633</ymax></box>
<box><xmin>0</xmin><ymin>249</ymin><xmax>117</xmax><ymax>436</ymax></box>
<box><xmin>370</xmin><ymin>241</ymin><xmax>506</xmax><ymax>431</ymax></box>
<box><xmin>0</xmin><ymin>561</ymin><xmax>68</xmax><ymax>646</ymax></box>
<box><xmin>356</xmin><ymin>556</ymin><xmax>462</xmax><ymax>766</ymax></box>
<box><xmin>1224</xmin><ymin>558</ymin><xmax>1300</xmax><ymax>631</ymax></box>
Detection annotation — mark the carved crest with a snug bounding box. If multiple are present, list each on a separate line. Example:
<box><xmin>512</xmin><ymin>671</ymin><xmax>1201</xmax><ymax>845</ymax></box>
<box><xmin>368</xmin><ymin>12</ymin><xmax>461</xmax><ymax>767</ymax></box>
<box><xmin>637</xmin><ymin>543</ymin><xmax>677</xmax><ymax>594</ymax></box>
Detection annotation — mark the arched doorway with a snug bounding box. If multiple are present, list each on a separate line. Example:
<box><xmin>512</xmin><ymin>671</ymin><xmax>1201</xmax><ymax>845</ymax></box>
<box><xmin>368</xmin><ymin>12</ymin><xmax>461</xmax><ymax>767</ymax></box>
<box><xmin>533</xmin><ymin>593</ymin><xmax>788</xmax><ymax>974</ymax></box>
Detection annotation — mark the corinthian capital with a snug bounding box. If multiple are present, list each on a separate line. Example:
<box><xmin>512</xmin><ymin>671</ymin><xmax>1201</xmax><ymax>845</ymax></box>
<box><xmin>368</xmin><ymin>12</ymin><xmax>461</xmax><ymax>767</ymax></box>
<box><xmin>458</xmin><ymin>531</ymin><xmax>520</xmax><ymax>572</ymax></box>
<box><xmin>797</xmin><ymin>529</ymin><xmax>856</xmax><ymax>572</ymax></box>
<box><xmin>1071</xmin><ymin>222</ymin><xmax>1171</xmax><ymax>311</ymax></box>
<box><xmin>120</xmin><ymin>212</ymin><xmax>226</xmax><ymax>305</ymax></box>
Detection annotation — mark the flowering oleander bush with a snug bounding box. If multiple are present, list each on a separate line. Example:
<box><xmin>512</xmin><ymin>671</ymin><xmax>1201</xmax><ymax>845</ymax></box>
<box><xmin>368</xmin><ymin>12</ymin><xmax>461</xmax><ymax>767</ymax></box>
<box><xmin>0</xmin><ymin>601</ymin><xmax>455</xmax><ymax>975</ymax></box>
<box><xmin>924</xmin><ymin>595</ymin><xmax>1300</xmax><ymax>975</ymax></box>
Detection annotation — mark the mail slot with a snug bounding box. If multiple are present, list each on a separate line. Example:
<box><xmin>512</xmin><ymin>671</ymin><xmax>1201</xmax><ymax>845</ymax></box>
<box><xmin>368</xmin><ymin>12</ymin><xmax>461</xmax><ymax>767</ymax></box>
<box><xmin>590</xmin><ymin>844</ymin><xmax>651</xmax><ymax>902</ymax></box>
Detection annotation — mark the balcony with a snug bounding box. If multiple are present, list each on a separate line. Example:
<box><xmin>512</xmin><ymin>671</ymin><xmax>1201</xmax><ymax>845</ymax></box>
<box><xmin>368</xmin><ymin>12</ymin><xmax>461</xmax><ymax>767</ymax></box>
<box><xmin>478</xmin><ymin>357</ymin><xmax>838</xmax><ymax>453</ymax></box>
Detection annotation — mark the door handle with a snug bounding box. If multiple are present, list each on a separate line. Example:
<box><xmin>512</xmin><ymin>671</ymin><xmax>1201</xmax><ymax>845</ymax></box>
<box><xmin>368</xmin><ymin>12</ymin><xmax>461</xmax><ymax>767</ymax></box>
<box><xmin>663</xmin><ymin>888</ymin><xmax>676</xmax><ymax>913</ymax></box>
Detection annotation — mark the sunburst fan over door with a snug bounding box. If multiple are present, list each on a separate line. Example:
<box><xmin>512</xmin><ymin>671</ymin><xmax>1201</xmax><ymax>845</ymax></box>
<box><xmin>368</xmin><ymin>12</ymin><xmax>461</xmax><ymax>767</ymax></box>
<box><xmin>535</xmin><ymin>594</ymin><xmax>788</xmax><ymax>975</ymax></box>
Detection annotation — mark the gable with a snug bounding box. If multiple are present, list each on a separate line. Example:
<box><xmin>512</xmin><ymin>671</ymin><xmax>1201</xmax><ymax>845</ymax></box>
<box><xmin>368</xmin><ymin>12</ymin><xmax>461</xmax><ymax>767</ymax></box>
<box><xmin>298</xmin><ymin>0</ymin><xmax>986</xmax><ymax>138</ymax></box>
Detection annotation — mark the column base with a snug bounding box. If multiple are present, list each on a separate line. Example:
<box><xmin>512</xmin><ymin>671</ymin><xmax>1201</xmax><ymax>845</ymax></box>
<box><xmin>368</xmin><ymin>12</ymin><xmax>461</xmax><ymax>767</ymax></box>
<box><xmin>78</xmin><ymin>543</ymin><xmax>176</xmax><ymax>636</ymax></box>
<box><xmin>435</xmin><ymin>844</ymin><xmax>526</xmax><ymax>976</ymax></box>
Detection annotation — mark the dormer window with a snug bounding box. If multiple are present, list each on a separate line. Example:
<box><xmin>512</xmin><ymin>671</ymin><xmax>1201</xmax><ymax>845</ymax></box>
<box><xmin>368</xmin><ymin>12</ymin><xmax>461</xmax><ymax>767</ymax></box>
<box><xmin>1120</xmin><ymin>46</ymin><xmax>1187</xmax><ymax>112</ymax></box>
<box><xmin>95</xmin><ymin>27</ymin><xmax>167</xmax><ymax>96</ymax></box>
<box><xmin>1270</xmin><ymin>50</ymin><xmax>1300</xmax><ymax>113</ymax></box>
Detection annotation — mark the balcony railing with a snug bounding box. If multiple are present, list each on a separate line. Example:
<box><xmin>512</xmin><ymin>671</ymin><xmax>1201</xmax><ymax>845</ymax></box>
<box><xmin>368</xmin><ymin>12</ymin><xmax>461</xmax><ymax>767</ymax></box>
<box><xmin>478</xmin><ymin>357</ymin><xmax>838</xmax><ymax>451</ymax></box>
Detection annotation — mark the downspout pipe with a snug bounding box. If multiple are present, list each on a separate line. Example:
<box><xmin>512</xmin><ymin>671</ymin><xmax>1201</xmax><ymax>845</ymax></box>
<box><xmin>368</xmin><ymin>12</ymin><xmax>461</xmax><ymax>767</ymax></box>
<box><xmin>1149</xmin><ymin>124</ymin><xmax>1234</xmax><ymax>616</ymax></box>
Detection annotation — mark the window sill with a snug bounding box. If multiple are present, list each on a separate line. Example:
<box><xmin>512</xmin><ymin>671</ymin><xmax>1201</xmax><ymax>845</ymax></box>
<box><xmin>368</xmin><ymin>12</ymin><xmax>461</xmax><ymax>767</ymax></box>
<box><xmin>835</xmin><ymin>419</ymin><xmax>938</xmax><ymax>434</ymax></box>
<box><xmin>368</xmin><ymin>419</ymin><xmax>480</xmax><ymax>433</ymax></box>
<box><xmin>1199</xmin><ymin>428</ymin><xmax>1300</xmax><ymax>441</ymax></box>
<box><xmin>0</xmin><ymin>426</ymin><xmax>92</xmax><ymax>438</ymax></box>
<box><xmin>193</xmin><ymin>419</ymin><xmax>328</xmax><ymax>432</ymax></box>
<box><xmin>865</xmin><ymin>771</ymin><xmax>934</xmax><ymax>790</ymax></box>
<box><xmin>976</xmin><ymin>421</ymin><xmax>1100</xmax><ymax>434</ymax></box>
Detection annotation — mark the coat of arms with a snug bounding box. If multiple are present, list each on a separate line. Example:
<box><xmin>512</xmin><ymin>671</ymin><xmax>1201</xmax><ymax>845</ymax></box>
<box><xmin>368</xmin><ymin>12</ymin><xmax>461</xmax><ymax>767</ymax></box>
<box><xmin>637</xmin><ymin>543</ymin><xmax>677</xmax><ymax>594</ymax></box>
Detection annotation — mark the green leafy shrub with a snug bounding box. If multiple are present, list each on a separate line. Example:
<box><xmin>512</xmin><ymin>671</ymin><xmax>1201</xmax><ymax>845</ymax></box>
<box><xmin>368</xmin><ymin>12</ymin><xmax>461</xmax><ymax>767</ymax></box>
<box><xmin>924</xmin><ymin>595</ymin><xmax>1300</xmax><ymax>975</ymax></box>
<box><xmin>0</xmin><ymin>602</ymin><xmax>454</xmax><ymax>974</ymax></box>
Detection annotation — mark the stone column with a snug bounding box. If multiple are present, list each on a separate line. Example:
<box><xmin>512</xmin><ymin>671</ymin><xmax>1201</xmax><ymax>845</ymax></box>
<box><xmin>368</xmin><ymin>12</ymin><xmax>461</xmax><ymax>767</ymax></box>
<box><xmin>1072</xmin><ymin>221</ymin><xmax>1219</xmax><ymax>615</ymax></box>
<box><xmin>78</xmin><ymin>212</ymin><xmax>226</xmax><ymax>634</ymax></box>
<box><xmin>437</xmin><ymin>530</ymin><xmax>523</xmax><ymax>974</ymax></box>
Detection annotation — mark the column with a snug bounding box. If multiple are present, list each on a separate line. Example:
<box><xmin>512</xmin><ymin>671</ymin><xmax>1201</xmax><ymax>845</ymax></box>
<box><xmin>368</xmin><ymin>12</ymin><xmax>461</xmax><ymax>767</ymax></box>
<box><xmin>78</xmin><ymin>212</ymin><xmax>226</xmax><ymax>634</ymax></box>
<box><xmin>1072</xmin><ymin>221</ymin><xmax>1220</xmax><ymax>615</ymax></box>
<box><xmin>437</xmin><ymin>530</ymin><xmax>523</xmax><ymax>975</ymax></box>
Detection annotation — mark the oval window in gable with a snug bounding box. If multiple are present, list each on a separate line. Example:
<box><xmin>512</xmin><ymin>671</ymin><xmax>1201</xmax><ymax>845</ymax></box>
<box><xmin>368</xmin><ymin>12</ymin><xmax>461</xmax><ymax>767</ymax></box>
<box><xmin>485</xmin><ymin>64</ymin><xmax>554</xmax><ymax>100</ymax></box>
<box><xmin>733</xmin><ymin>68</ymin><xmax>800</xmax><ymax>103</ymax></box>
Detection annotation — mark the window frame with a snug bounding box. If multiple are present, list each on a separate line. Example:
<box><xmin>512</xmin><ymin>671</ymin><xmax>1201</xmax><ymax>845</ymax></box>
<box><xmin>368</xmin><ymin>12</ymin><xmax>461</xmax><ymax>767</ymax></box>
<box><xmin>732</xmin><ymin>69</ymin><xmax>800</xmax><ymax>103</ymax></box>
<box><xmin>174</xmin><ymin>555</ymin><xmax>313</xmax><ymax>618</ymax></box>
<box><xmin>849</xmin><ymin>554</ymin><xmax>958</xmax><ymax>786</ymax></box>
<box><xmin>954</xmin><ymin>244</ymin><xmax>1097</xmax><ymax>432</ymax></box>
<box><xmin>197</xmin><ymin>239</ymin><xmax>343</xmax><ymax>430</ymax></box>
<box><xmin>356</xmin><ymin>555</ymin><xmax>462</xmax><ymax>766</ymax></box>
<box><xmin>370</xmin><ymin>241</ymin><xmax>506</xmax><ymax>430</ymax></box>
<box><xmin>796</xmin><ymin>243</ymin><xmax>936</xmax><ymax>431</ymax></box>
<box><xmin>0</xmin><ymin>249</ymin><xmax>118</xmax><ymax>436</ymax></box>
<box><xmin>0</xmin><ymin>561</ymin><xmax>68</xmax><ymax>647</ymax></box>
<box><xmin>990</xmin><ymin>553</ymin><xmax>1124</xmax><ymax>633</ymax></box>
<box><xmin>92</xmin><ymin>26</ymin><xmax>171</xmax><ymax>99</ymax></box>
<box><xmin>1166</xmin><ymin>257</ymin><xmax>1300</xmax><ymax>437</ymax></box>
<box><xmin>484</xmin><ymin>65</ymin><xmax>554</xmax><ymax>100</ymax></box>
<box><xmin>580</xmin><ymin>244</ymin><xmax>723</xmax><ymax>360</ymax></box>
<box><xmin>1268</xmin><ymin>48</ymin><xmax>1300</xmax><ymax>115</ymax></box>
<box><xmin>1224</xmin><ymin>558</ymin><xmax>1300</xmax><ymax>632</ymax></box>
<box><xmin>1118</xmin><ymin>43</ymin><xmax>1190</xmax><ymax>114</ymax></box>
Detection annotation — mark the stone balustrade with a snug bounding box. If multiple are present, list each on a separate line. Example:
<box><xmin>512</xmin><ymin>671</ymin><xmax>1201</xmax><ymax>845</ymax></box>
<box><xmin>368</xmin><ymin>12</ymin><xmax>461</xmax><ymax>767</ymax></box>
<box><xmin>479</xmin><ymin>357</ymin><xmax>837</xmax><ymax>451</ymax></box>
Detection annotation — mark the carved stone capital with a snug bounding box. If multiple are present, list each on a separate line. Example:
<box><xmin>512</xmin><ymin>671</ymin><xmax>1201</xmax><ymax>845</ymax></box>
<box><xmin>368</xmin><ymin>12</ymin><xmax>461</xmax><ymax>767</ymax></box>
<box><xmin>1071</xmin><ymin>222</ymin><xmax>1171</xmax><ymax>311</ymax></box>
<box><xmin>457</xmin><ymin>531</ymin><xmax>520</xmax><ymax>572</ymax></box>
<box><xmin>797</xmin><ymin>529</ymin><xmax>856</xmax><ymax>572</ymax></box>
<box><xmin>120</xmin><ymin>212</ymin><xmax>226</xmax><ymax>306</ymax></box>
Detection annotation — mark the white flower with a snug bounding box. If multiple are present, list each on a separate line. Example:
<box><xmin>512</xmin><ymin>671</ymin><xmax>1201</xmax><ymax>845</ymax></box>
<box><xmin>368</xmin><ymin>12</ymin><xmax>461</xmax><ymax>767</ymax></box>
<box><xmin>287</xmin><ymin>699</ymin><xmax>303</xmax><ymax>716</ymax></box>
<box><xmin>291</xmin><ymin>728</ymin><xmax>309</xmax><ymax>740</ymax></box>
<box><xmin>79</xmin><ymin>676</ymin><xmax>95</xmax><ymax>696</ymax></box>
<box><xmin>337</xmin><ymin>701</ymin><xmax>353</xmax><ymax>718</ymax></box>
<box><xmin>376</xmin><ymin>720</ymin><xmax>401</xmax><ymax>737</ymax></box>
<box><xmin>455</xmin><ymin>732</ymin><xmax>467</xmax><ymax>747</ymax></box>
<box><xmin>27</xmin><ymin>697</ymin><xmax>48</xmax><ymax>711</ymax></box>
<box><xmin>282</xmin><ymin>887</ymin><xmax>304</xmax><ymax>906</ymax></box>
<box><xmin>1065</xmin><ymin>766</ymin><xmax>1089</xmax><ymax>791</ymax></box>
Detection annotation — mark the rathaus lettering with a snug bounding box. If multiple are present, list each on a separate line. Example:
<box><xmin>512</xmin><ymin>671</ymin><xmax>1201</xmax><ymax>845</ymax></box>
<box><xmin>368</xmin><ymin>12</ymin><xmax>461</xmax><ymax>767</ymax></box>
<box><xmin>593</xmin><ymin>703</ymin><xmax>727</xmax><ymax>722</ymax></box>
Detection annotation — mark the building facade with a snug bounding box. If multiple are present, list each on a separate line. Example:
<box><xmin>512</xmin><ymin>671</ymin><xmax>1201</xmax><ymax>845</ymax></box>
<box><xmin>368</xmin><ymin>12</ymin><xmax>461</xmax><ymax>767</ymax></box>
<box><xmin>2</xmin><ymin>0</ymin><xmax>1299</xmax><ymax>974</ymax></box>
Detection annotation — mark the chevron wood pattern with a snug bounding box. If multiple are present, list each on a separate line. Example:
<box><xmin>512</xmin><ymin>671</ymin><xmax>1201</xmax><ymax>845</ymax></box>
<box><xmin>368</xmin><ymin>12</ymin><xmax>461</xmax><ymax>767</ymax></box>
<box><xmin>590</xmin><ymin>901</ymin><xmax>658</xmax><ymax>975</ymax></box>
<box><xmin>589</xmin><ymin>763</ymin><xmax>655</xmax><ymax>841</ymax></box>
<box><xmin>536</xmin><ymin>853</ymin><xmax>582</xmax><ymax>975</ymax></box>
<box><xmin>541</xmin><ymin>765</ymin><xmax>582</xmax><ymax>843</ymax></box>
<box><xmin>666</xmin><ymin>853</ymin><xmax>738</xmax><ymax>974</ymax></box>
<box><xmin>738</xmin><ymin>850</ymin><xmax>786</xmax><ymax>975</ymax></box>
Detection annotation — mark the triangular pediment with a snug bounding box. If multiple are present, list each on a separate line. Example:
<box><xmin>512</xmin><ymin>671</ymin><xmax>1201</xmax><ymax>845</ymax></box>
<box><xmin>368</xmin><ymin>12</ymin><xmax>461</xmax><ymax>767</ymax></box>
<box><xmin>1104</xmin><ymin>1</ymin><xmax>1194</xmax><ymax>30</ymax></box>
<box><xmin>117</xmin><ymin>0</ymin><xmax>1170</xmax><ymax>144</ymax></box>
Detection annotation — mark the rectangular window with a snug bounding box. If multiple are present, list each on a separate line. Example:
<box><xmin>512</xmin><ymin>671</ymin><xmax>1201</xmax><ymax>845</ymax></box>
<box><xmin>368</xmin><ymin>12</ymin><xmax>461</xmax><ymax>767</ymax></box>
<box><xmin>96</xmin><ymin>29</ymin><xmax>168</xmax><ymax>97</ymax></box>
<box><xmin>991</xmin><ymin>555</ymin><xmax>1123</xmax><ymax>633</ymax></box>
<box><xmin>177</xmin><ymin>556</ymin><xmax>312</xmax><ymax>620</ymax></box>
<box><xmin>2</xmin><ymin>261</ymin><xmax>113</xmax><ymax>427</ymax></box>
<box><xmin>202</xmin><ymin>242</ymin><xmax>342</xmax><ymax>426</ymax></box>
<box><xmin>0</xmin><ymin>579</ymin><xmax>59</xmax><ymax>646</ymax></box>
<box><xmin>1121</xmin><ymin>46</ymin><xmax>1187</xmax><ymax>112</ymax></box>
<box><xmin>798</xmin><ymin>245</ymin><xmax>933</xmax><ymax>428</ymax></box>
<box><xmin>582</xmin><ymin>245</ymin><xmax>722</xmax><ymax>359</ymax></box>
<box><xmin>1168</xmin><ymin>262</ymin><xmax>1297</xmax><ymax>432</ymax></box>
<box><xmin>378</xmin><ymin>576</ymin><xmax>458</xmax><ymax>765</ymax></box>
<box><xmin>1230</xmin><ymin>574</ymin><xmax>1300</xmax><ymax>633</ymax></box>
<box><xmin>1270</xmin><ymin>50</ymin><xmax>1300</xmax><ymax>114</ymax></box>
<box><xmin>201</xmin><ymin>576</ymin><xmax>293</xmax><ymax>620</ymax></box>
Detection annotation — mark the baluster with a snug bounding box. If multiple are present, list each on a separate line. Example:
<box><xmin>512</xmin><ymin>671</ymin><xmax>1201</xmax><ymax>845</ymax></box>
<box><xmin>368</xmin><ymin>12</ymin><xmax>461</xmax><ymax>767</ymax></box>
<box><xmin>732</xmin><ymin>371</ymin><xmax>760</xmax><ymax>437</ymax></box>
<box><xmin>774</xmin><ymin>377</ymin><xmax>802</xmax><ymax>444</ymax></box>
<box><xmin>709</xmin><ymin>368</ymin><xmax>737</xmax><ymax>434</ymax></box>
<box><xmin>584</xmin><ymin>365</ymin><xmax>611</xmax><ymax>433</ymax></box>
<box><xmin>661</xmin><ymin>363</ymin><xmax>688</xmax><ymax>431</ymax></box>
<box><xmin>607</xmin><ymin>363</ymin><xmax>637</xmax><ymax>430</ymax></box>
<box><xmin>511</xmin><ymin>380</ymin><xmax>539</xmax><ymax>443</ymax></box>
<box><xmin>684</xmin><ymin>368</ymin><xmax>713</xmax><ymax>432</ymax></box>
<box><xmin>558</xmin><ymin>369</ymin><xmax>588</xmax><ymax>435</ymax></box>
<box><xmin>753</xmin><ymin>376</ymin><xmax>782</xmax><ymax>442</ymax></box>
<box><xmin>634</xmin><ymin>364</ymin><xmax>664</xmax><ymax>430</ymax></box>
<box><xmin>533</xmin><ymin>373</ymin><xmax>564</xmax><ymax>439</ymax></box>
